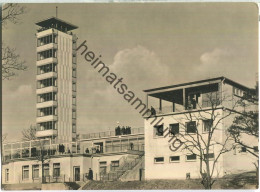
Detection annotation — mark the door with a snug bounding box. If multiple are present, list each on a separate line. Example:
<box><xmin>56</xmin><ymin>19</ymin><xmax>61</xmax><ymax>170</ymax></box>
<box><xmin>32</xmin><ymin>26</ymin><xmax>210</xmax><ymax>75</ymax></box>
<box><xmin>74</xmin><ymin>166</ymin><xmax>80</xmax><ymax>181</ymax></box>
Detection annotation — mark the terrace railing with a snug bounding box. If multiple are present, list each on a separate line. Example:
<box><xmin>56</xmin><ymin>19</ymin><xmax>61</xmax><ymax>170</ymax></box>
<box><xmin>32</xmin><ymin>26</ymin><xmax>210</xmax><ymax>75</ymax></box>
<box><xmin>80</xmin><ymin>127</ymin><xmax>144</xmax><ymax>140</ymax></box>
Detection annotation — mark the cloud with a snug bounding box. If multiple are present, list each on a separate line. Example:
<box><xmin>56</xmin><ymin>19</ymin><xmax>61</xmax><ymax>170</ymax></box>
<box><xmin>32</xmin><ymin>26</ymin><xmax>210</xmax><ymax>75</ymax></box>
<box><xmin>11</xmin><ymin>84</ymin><xmax>33</xmax><ymax>98</ymax></box>
<box><xmin>78</xmin><ymin>46</ymin><xmax>173</xmax><ymax>132</ymax></box>
<box><xmin>198</xmin><ymin>48</ymin><xmax>235</xmax><ymax>76</ymax></box>
<box><xmin>110</xmin><ymin>45</ymin><xmax>170</xmax><ymax>89</ymax></box>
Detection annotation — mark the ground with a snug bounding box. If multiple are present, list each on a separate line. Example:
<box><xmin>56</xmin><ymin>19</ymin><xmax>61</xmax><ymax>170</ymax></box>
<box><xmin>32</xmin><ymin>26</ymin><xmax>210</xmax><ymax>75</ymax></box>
<box><xmin>2</xmin><ymin>171</ymin><xmax>257</xmax><ymax>190</ymax></box>
<box><xmin>82</xmin><ymin>171</ymin><xmax>258</xmax><ymax>190</ymax></box>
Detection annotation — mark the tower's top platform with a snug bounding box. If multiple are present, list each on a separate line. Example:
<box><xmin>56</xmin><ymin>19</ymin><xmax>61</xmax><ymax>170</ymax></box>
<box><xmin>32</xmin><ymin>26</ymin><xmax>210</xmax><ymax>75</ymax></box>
<box><xmin>36</xmin><ymin>17</ymin><xmax>78</xmax><ymax>31</ymax></box>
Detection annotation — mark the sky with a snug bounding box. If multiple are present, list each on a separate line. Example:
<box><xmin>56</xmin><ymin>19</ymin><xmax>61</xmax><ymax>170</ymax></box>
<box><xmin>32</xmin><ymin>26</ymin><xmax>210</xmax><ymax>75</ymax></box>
<box><xmin>2</xmin><ymin>3</ymin><xmax>258</xmax><ymax>142</ymax></box>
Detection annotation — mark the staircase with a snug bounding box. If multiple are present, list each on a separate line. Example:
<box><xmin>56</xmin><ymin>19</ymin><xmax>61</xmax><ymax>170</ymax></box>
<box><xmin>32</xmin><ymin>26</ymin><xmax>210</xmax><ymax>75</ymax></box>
<box><xmin>100</xmin><ymin>155</ymin><xmax>143</xmax><ymax>181</ymax></box>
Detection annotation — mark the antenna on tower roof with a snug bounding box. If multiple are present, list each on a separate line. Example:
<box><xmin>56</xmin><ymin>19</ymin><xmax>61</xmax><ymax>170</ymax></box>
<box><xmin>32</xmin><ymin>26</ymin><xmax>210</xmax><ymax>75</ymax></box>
<box><xmin>56</xmin><ymin>6</ymin><xmax>58</xmax><ymax>18</ymax></box>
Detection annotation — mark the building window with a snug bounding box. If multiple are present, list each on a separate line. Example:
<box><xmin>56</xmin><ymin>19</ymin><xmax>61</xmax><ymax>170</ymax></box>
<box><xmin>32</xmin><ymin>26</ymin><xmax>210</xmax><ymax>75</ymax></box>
<box><xmin>72</xmin><ymin>124</ymin><xmax>76</xmax><ymax>133</ymax></box>
<box><xmin>99</xmin><ymin>161</ymin><xmax>107</xmax><ymax>174</ymax></box>
<box><xmin>43</xmin><ymin>164</ymin><xmax>49</xmax><ymax>177</ymax></box>
<box><xmin>72</xmin><ymin>97</ymin><xmax>76</xmax><ymax>105</ymax></box>
<box><xmin>254</xmin><ymin>146</ymin><xmax>259</xmax><ymax>152</ymax></box>
<box><xmin>154</xmin><ymin>157</ymin><xmax>164</xmax><ymax>163</ymax></box>
<box><xmin>111</xmin><ymin>160</ymin><xmax>119</xmax><ymax>171</ymax></box>
<box><xmin>32</xmin><ymin>165</ymin><xmax>39</xmax><ymax>179</ymax></box>
<box><xmin>38</xmin><ymin>107</ymin><xmax>57</xmax><ymax>117</ymax></box>
<box><xmin>72</xmin><ymin>110</ymin><xmax>76</xmax><ymax>119</ymax></box>
<box><xmin>37</xmin><ymin>92</ymin><xmax>57</xmax><ymax>103</ymax></box>
<box><xmin>37</xmin><ymin>49</ymin><xmax>57</xmax><ymax>61</ymax></box>
<box><xmin>53</xmin><ymin>163</ymin><xmax>60</xmax><ymax>177</ymax></box>
<box><xmin>72</xmin><ymin>82</ymin><xmax>76</xmax><ymax>92</ymax></box>
<box><xmin>186</xmin><ymin>154</ymin><xmax>197</xmax><ymax>161</ymax></box>
<box><xmin>233</xmin><ymin>87</ymin><xmax>244</xmax><ymax>97</ymax></box>
<box><xmin>72</xmin><ymin>68</ymin><xmax>76</xmax><ymax>78</ymax></box>
<box><xmin>5</xmin><ymin>169</ymin><xmax>9</xmax><ymax>182</ymax></box>
<box><xmin>37</xmin><ymin>78</ymin><xmax>57</xmax><ymax>89</ymax></box>
<box><xmin>241</xmin><ymin>147</ymin><xmax>247</xmax><ymax>153</ymax></box>
<box><xmin>37</xmin><ymin>34</ymin><xmax>56</xmax><ymax>47</ymax></box>
<box><xmin>38</xmin><ymin>121</ymin><xmax>56</xmax><ymax>130</ymax></box>
<box><xmin>169</xmin><ymin>123</ymin><xmax>179</xmax><ymax>136</ymax></box>
<box><xmin>186</xmin><ymin>121</ymin><xmax>197</xmax><ymax>134</ymax></box>
<box><xmin>154</xmin><ymin>124</ymin><xmax>164</xmax><ymax>137</ymax></box>
<box><xmin>204</xmin><ymin>153</ymin><xmax>215</xmax><ymax>160</ymax></box>
<box><xmin>37</xmin><ymin>63</ymin><xmax>56</xmax><ymax>74</ymax></box>
<box><xmin>22</xmin><ymin>165</ymin><xmax>29</xmax><ymax>180</ymax></box>
<box><xmin>169</xmin><ymin>156</ymin><xmax>180</xmax><ymax>163</ymax></box>
<box><xmin>203</xmin><ymin>119</ymin><xmax>213</xmax><ymax>132</ymax></box>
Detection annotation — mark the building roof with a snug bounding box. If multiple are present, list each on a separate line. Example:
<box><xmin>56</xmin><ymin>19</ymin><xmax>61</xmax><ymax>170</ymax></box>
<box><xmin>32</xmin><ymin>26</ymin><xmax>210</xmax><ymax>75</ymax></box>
<box><xmin>35</xmin><ymin>17</ymin><xmax>78</xmax><ymax>31</ymax></box>
<box><xmin>143</xmin><ymin>76</ymin><xmax>254</xmax><ymax>93</ymax></box>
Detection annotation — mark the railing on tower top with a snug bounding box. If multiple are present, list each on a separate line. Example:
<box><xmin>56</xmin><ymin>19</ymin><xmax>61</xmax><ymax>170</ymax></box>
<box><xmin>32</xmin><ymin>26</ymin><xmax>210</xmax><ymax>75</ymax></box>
<box><xmin>80</xmin><ymin>127</ymin><xmax>144</xmax><ymax>140</ymax></box>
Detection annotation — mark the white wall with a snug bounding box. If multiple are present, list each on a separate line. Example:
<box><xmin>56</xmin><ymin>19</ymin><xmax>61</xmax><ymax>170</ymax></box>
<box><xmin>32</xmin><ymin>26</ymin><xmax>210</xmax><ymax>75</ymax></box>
<box><xmin>144</xmin><ymin>109</ymin><xmax>225</xmax><ymax>180</ymax></box>
<box><xmin>57</xmin><ymin>31</ymin><xmax>74</xmax><ymax>143</ymax></box>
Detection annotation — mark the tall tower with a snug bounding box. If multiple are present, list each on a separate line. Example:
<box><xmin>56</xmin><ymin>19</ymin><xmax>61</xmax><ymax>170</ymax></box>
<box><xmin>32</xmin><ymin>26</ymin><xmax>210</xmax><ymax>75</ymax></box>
<box><xmin>35</xmin><ymin>17</ymin><xmax>78</xmax><ymax>143</ymax></box>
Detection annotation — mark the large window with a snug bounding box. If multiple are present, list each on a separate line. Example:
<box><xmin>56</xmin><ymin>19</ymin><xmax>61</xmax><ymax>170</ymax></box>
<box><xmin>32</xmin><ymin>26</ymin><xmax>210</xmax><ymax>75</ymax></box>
<box><xmin>37</xmin><ymin>34</ymin><xmax>57</xmax><ymax>47</ymax></box>
<box><xmin>37</xmin><ymin>78</ymin><xmax>57</xmax><ymax>89</ymax></box>
<box><xmin>5</xmin><ymin>169</ymin><xmax>9</xmax><ymax>182</ymax></box>
<box><xmin>37</xmin><ymin>107</ymin><xmax>57</xmax><ymax>117</ymax></box>
<box><xmin>37</xmin><ymin>63</ymin><xmax>57</xmax><ymax>74</ymax></box>
<box><xmin>154</xmin><ymin>124</ymin><xmax>164</xmax><ymax>137</ymax></box>
<box><xmin>37</xmin><ymin>92</ymin><xmax>57</xmax><ymax>103</ymax></box>
<box><xmin>32</xmin><ymin>165</ymin><xmax>39</xmax><ymax>179</ymax></box>
<box><xmin>186</xmin><ymin>121</ymin><xmax>197</xmax><ymax>134</ymax></box>
<box><xmin>38</xmin><ymin>121</ymin><xmax>56</xmax><ymax>130</ymax></box>
<box><xmin>169</xmin><ymin>123</ymin><xmax>179</xmax><ymax>136</ymax></box>
<box><xmin>53</xmin><ymin>163</ymin><xmax>60</xmax><ymax>177</ymax></box>
<box><xmin>37</xmin><ymin>49</ymin><xmax>57</xmax><ymax>61</ymax></box>
<box><xmin>203</xmin><ymin>119</ymin><xmax>213</xmax><ymax>132</ymax></box>
<box><xmin>22</xmin><ymin>165</ymin><xmax>29</xmax><ymax>180</ymax></box>
<box><xmin>154</xmin><ymin>157</ymin><xmax>164</xmax><ymax>163</ymax></box>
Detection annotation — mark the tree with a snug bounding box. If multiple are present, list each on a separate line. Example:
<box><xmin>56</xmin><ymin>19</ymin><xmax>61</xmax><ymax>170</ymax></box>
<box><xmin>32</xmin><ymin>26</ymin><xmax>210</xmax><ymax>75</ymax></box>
<box><xmin>2</xmin><ymin>45</ymin><xmax>27</xmax><ymax>80</ymax></box>
<box><xmin>2</xmin><ymin>3</ymin><xmax>28</xmax><ymax>80</ymax></box>
<box><xmin>31</xmin><ymin>139</ymin><xmax>51</xmax><ymax>183</ymax></box>
<box><xmin>228</xmin><ymin>88</ymin><xmax>258</xmax><ymax>187</ymax></box>
<box><xmin>169</xmin><ymin>89</ymin><xmax>240</xmax><ymax>189</ymax></box>
<box><xmin>22</xmin><ymin>125</ymin><xmax>37</xmax><ymax>141</ymax></box>
<box><xmin>21</xmin><ymin>125</ymin><xmax>52</xmax><ymax>183</ymax></box>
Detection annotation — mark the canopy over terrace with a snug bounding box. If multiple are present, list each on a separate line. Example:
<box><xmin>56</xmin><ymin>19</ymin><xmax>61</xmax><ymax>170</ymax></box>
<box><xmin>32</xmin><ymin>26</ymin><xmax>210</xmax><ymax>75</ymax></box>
<box><xmin>143</xmin><ymin>76</ymin><xmax>253</xmax><ymax>115</ymax></box>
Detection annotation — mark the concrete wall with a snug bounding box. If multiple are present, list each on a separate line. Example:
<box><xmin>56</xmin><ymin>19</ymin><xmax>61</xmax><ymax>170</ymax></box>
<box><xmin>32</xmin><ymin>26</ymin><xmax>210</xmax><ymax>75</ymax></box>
<box><xmin>57</xmin><ymin>31</ymin><xmax>74</xmax><ymax>143</ymax></box>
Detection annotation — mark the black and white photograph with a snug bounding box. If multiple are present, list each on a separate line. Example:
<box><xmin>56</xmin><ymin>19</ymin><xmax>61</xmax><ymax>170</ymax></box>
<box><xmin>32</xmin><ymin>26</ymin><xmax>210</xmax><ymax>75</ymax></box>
<box><xmin>1</xmin><ymin>2</ymin><xmax>259</xmax><ymax>190</ymax></box>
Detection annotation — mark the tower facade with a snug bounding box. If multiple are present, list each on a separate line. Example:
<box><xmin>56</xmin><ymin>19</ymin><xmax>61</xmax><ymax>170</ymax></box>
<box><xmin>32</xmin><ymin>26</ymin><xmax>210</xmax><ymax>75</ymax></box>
<box><xmin>35</xmin><ymin>17</ymin><xmax>78</xmax><ymax>143</ymax></box>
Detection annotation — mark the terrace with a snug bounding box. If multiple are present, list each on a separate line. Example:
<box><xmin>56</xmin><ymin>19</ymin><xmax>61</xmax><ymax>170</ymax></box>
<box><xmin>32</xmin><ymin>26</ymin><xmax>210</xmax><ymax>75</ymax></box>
<box><xmin>2</xmin><ymin>129</ymin><xmax>145</xmax><ymax>163</ymax></box>
<box><xmin>144</xmin><ymin>78</ymin><xmax>223</xmax><ymax>116</ymax></box>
